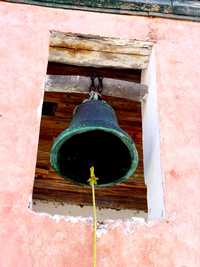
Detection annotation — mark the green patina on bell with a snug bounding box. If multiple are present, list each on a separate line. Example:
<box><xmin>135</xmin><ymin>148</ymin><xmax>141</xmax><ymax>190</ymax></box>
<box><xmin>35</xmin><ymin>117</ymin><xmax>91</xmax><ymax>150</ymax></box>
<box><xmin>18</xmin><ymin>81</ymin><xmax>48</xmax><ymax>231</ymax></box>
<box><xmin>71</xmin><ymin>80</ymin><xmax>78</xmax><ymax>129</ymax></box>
<box><xmin>50</xmin><ymin>98</ymin><xmax>138</xmax><ymax>187</ymax></box>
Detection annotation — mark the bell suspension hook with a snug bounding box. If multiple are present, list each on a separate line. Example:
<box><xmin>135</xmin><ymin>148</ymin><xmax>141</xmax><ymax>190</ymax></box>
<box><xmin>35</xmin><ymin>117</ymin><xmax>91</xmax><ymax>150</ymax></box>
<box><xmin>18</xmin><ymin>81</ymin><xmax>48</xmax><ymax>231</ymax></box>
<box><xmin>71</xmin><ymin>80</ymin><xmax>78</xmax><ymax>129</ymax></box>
<box><xmin>89</xmin><ymin>74</ymin><xmax>104</xmax><ymax>100</ymax></box>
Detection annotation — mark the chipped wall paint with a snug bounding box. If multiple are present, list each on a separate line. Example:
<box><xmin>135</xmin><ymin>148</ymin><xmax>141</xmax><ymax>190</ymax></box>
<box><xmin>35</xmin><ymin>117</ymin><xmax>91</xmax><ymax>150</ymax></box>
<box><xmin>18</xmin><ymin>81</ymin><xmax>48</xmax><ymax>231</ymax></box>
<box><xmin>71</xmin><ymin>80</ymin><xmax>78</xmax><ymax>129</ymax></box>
<box><xmin>0</xmin><ymin>2</ymin><xmax>200</xmax><ymax>267</ymax></box>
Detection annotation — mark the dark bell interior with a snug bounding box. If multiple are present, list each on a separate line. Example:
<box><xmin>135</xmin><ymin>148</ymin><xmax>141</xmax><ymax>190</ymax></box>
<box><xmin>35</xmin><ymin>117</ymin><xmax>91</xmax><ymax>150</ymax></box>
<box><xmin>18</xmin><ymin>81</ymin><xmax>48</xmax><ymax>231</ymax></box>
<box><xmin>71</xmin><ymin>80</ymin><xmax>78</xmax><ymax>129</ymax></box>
<box><xmin>58</xmin><ymin>130</ymin><xmax>132</xmax><ymax>186</ymax></box>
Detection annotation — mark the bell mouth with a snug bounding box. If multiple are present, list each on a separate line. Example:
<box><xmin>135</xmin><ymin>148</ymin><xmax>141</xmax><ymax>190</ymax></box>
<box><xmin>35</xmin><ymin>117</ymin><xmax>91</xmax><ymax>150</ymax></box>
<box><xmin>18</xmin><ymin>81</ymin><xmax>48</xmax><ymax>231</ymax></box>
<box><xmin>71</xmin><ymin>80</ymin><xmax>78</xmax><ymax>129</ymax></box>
<box><xmin>50</xmin><ymin>128</ymin><xmax>138</xmax><ymax>187</ymax></box>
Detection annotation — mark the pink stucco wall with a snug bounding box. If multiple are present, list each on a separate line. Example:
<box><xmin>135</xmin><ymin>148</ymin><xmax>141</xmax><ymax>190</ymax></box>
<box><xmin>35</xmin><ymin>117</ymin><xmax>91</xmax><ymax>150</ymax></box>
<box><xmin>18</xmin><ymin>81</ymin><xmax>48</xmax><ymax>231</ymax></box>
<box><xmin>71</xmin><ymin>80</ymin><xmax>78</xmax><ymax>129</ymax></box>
<box><xmin>0</xmin><ymin>2</ymin><xmax>200</xmax><ymax>266</ymax></box>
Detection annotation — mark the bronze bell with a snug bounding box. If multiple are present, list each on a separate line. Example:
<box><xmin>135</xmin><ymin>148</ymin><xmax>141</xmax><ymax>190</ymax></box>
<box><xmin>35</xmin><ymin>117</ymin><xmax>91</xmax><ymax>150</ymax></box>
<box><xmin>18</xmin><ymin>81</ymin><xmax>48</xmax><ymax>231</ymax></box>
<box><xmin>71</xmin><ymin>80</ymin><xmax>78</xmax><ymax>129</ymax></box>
<box><xmin>50</xmin><ymin>96</ymin><xmax>138</xmax><ymax>187</ymax></box>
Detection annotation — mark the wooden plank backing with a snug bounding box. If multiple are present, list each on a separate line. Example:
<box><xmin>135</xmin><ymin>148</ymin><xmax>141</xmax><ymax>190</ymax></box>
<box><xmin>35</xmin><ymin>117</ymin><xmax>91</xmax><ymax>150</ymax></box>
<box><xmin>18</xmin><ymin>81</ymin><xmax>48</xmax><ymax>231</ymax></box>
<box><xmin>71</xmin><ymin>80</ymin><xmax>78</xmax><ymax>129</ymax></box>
<box><xmin>33</xmin><ymin>92</ymin><xmax>147</xmax><ymax>211</ymax></box>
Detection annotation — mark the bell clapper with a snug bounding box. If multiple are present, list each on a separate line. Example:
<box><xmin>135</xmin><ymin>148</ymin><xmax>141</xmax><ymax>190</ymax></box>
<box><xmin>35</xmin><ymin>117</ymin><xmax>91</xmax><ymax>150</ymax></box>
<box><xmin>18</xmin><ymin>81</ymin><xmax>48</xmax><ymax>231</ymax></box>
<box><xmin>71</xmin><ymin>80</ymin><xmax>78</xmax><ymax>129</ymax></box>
<box><xmin>88</xmin><ymin>166</ymin><xmax>99</xmax><ymax>267</ymax></box>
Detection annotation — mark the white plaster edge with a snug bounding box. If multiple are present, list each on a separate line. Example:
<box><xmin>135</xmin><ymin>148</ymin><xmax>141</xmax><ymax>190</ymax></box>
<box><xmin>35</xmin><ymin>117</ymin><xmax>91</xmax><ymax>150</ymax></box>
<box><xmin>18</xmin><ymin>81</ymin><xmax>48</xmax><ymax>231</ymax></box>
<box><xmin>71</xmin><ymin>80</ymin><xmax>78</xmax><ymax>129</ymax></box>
<box><xmin>28</xmin><ymin>206</ymin><xmax>147</xmax><ymax>225</ymax></box>
<box><xmin>28</xmin><ymin>205</ymin><xmax>163</xmax><ymax>238</ymax></box>
<box><xmin>28</xmin><ymin>206</ymin><xmax>162</xmax><ymax>238</ymax></box>
<box><xmin>141</xmin><ymin>47</ymin><xmax>165</xmax><ymax>221</ymax></box>
<box><xmin>28</xmin><ymin>208</ymin><xmax>93</xmax><ymax>224</ymax></box>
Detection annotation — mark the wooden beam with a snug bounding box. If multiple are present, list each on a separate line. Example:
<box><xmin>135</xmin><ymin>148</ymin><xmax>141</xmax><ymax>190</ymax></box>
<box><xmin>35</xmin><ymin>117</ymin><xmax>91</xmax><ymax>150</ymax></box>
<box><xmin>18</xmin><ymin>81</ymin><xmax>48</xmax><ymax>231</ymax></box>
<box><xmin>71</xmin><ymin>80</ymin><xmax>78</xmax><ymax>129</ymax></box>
<box><xmin>47</xmin><ymin>63</ymin><xmax>141</xmax><ymax>83</ymax></box>
<box><xmin>49</xmin><ymin>47</ymin><xmax>149</xmax><ymax>69</ymax></box>
<box><xmin>45</xmin><ymin>75</ymin><xmax>148</xmax><ymax>102</ymax></box>
<box><xmin>49</xmin><ymin>31</ymin><xmax>153</xmax><ymax>69</ymax></box>
<box><xmin>50</xmin><ymin>31</ymin><xmax>152</xmax><ymax>55</ymax></box>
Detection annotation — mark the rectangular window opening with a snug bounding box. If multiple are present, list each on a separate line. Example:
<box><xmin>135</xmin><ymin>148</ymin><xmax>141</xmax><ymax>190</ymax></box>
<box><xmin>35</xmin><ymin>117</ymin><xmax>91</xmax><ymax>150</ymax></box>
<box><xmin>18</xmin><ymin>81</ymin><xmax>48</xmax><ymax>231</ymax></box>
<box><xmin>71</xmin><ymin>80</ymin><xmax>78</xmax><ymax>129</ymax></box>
<box><xmin>31</xmin><ymin>31</ymin><xmax>155</xmax><ymax>221</ymax></box>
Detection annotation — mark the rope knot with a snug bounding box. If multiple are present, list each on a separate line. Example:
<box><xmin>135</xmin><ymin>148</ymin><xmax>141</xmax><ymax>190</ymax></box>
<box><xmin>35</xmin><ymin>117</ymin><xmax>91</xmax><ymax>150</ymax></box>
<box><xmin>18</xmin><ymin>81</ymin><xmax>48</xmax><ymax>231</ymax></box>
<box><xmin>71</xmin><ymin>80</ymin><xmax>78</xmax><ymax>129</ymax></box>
<box><xmin>88</xmin><ymin>166</ymin><xmax>99</xmax><ymax>186</ymax></box>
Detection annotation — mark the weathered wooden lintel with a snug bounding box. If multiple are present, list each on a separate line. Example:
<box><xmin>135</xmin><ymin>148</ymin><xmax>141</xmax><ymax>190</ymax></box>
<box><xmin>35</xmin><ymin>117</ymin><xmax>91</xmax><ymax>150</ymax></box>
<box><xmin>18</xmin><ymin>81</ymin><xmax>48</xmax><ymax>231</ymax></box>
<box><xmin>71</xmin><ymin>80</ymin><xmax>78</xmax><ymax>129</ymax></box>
<box><xmin>45</xmin><ymin>75</ymin><xmax>148</xmax><ymax>102</ymax></box>
<box><xmin>49</xmin><ymin>31</ymin><xmax>153</xmax><ymax>70</ymax></box>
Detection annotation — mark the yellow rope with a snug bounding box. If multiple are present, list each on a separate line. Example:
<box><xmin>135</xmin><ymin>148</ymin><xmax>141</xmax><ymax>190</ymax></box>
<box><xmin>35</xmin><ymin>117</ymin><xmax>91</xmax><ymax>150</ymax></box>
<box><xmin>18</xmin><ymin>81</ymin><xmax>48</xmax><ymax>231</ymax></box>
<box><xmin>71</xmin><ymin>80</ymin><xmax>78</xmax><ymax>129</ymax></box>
<box><xmin>88</xmin><ymin>166</ymin><xmax>98</xmax><ymax>267</ymax></box>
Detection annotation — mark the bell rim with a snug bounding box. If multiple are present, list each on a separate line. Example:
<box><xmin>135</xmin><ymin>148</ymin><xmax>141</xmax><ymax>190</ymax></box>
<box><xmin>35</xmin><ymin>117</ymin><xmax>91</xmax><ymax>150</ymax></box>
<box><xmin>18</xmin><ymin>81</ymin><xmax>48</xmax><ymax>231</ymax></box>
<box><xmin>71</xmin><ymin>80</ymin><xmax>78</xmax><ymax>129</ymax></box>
<box><xmin>50</xmin><ymin>126</ymin><xmax>138</xmax><ymax>187</ymax></box>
